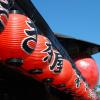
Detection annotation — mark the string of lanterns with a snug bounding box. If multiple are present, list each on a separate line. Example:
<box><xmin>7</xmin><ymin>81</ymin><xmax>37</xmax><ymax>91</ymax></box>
<box><xmin>0</xmin><ymin>1</ymin><xmax>99</xmax><ymax>100</ymax></box>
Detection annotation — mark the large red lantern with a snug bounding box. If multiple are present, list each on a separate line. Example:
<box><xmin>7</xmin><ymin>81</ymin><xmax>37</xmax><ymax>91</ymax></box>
<box><xmin>21</xmin><ymin>35</ymin><xmax>53</xmax><ymax>74</ymax></box>
<box><xmin>0</xmin><ymin>11</ymin><xmax>37</xmax><ymax>66</ymax></box>
<box><xmin>74</xmin><ymin>55</ymin><xmax>99</xmax><ymax>89</ymax></box>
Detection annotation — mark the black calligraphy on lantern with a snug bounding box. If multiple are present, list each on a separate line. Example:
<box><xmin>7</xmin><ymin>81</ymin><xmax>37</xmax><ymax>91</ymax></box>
<box><xmin>42</xmin><ymin>41</ymin><xmax>53</xmax><ymax>63</ymax></box>
<box><xmin>22</xmin><ymin>18</ymin><xmax>37</xmax><ymax>54</ymax></box>
<box><xmin>50</xmin><ymin>51</ymin><xmax>63</xmax><ymax>73</ymax></box>
<box><xmin>74</xmin><ymin>72</ymin><xmax>81</xmax><ymax>88</ymax></box>
<box><xmin>84</xmin><ymin>82</ymin><xmax>89</xmax><ymax>91</ymax></box>
<box><xmin>0</xmin><ymin>0</ymin><xmax>9</xmax><ymax>31</ymax></box>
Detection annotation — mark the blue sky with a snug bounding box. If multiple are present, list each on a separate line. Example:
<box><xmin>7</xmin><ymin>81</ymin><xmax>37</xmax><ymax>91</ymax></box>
<box><xmin>32</xmin><ymin>0</ymin><xmax>100</xmax><ymax>90</ymax></box>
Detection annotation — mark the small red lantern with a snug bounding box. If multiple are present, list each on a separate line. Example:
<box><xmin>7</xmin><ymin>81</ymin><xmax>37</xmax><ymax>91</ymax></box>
<box><xmin>21</xmin><ymin>34</ymin><xmax>53</xmax><ymax>74</ymax></box>
<box><xmin>0</xmin><ymin>11</ymin><xmax>37</xmax><ymax>66</ymax></box>
<box><xmin>74</xmin><ymin>55</ymin><xmax>99</xmax><ymax>89</ymax></box>
<box><xmin>60</xmin><ymin>69</ymin><xmax>85</xmax><ymax>96</ymax></box>
<box><xmin>63</xmin><ymin>70</ymin><xmax>98</xmax><ymax>100</ymax></box>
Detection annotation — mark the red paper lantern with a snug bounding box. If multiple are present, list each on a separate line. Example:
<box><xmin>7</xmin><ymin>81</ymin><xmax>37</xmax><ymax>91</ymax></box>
<box><xmin>63</xmin><ymin>70</ymin><xmax>98</xmax><ymax>100</ymax></box>
<box><xmin>72</xmin><ymin>81</ymin><xmax>88</xmax><ymax>97</ymax></box>
<box><xmin>22</xmin><ymin>35</ymin><xmax>53</xmax><ymax>74</ymax></box>
<box><xmin>64</xmin><ymin>70</ymin><xmax>78</xmax><ymax>91</ymax></box>
<box><xmin>74</xmin><ymin>56</ymin><xmax>99</xmax><ymax>89</ymax></box>
<box><xmin>59</xmin><ymin>69</ymin><xmax>86</xmax><ymax>96</ymax></box>
<box><xmin>0</xmin><ymin>12</ymin><xmax>37</xmax><ymax>66</ymax></box>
